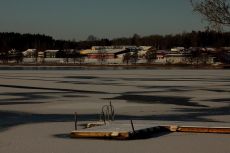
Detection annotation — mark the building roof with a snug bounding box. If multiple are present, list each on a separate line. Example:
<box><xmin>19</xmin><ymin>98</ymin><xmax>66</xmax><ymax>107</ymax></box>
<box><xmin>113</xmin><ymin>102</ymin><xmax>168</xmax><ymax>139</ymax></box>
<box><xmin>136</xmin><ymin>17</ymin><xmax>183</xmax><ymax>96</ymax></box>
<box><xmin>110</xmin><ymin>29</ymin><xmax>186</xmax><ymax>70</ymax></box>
<box><xmin>105</xmin><ymin>49</ymin><xmax>126</xmax><ymax>54</ymax></box>
<box><xmin>156</xmin><ymin>50</ymin><xmax>173</xmax><ymax>54</ymax></box>
<box><xmin>88</xmin><ymin>49</ymin><xmax>126</xmax><ymax>54</ymax></box>
<box><xmin>27</xmin><ymin>49</ymin><xmax>37</xmax><ymax>51</ymax></box>
<box><xmin>139</xmin><ymin>46</ymin><xmax>152</xmax><ymax>51</ymax></box>
<box><xmin>45</xmin><ymin>50</ymin><xmax>60</xmax><ymax>53</ymax></box>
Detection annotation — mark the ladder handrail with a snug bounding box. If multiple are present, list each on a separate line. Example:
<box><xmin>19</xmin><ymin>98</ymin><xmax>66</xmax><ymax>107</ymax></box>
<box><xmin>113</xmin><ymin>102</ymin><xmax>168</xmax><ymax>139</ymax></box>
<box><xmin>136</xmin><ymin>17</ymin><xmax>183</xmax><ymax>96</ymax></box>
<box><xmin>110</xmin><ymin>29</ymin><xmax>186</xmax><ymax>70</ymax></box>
<box><xmin>100</xmin><ymin>101</ymin><xmax>115</xmax><ymax>121</ymax></box>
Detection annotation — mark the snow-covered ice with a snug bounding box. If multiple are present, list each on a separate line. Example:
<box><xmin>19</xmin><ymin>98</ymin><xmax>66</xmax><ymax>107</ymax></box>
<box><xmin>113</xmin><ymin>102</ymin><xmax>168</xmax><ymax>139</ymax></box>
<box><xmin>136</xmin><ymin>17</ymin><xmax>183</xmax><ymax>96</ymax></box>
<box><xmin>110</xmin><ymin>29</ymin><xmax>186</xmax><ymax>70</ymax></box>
<box><xmin>0</xmin><ymin>67</ymin><xmax>230</xmax><ymax>153</ymax></box>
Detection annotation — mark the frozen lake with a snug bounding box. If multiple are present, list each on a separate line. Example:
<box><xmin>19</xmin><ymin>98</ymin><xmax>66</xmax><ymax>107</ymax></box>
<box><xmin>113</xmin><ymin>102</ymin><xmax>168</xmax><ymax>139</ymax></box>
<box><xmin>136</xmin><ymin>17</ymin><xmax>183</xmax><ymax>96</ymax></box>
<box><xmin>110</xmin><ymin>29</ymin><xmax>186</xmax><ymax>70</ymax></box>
<box><xmin>0</xmin><ymin>67</ymin><xmax>230</xmax><ymax>152</ymax></box>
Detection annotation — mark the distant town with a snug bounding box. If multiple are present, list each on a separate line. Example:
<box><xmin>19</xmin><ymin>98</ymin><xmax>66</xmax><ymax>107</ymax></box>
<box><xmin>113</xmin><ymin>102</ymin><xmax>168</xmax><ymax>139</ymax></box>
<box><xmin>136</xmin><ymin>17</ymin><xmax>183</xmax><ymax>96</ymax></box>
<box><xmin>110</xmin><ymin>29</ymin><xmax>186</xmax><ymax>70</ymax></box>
<box><xmin>1</xmin><ymin>45</ymin><xmax>230</xmax><ymax>66</ymax></box>
<box><xmin>1</xmin><ymin>32</ymin><xmax>230</xmax><ymax>66</ymax></box>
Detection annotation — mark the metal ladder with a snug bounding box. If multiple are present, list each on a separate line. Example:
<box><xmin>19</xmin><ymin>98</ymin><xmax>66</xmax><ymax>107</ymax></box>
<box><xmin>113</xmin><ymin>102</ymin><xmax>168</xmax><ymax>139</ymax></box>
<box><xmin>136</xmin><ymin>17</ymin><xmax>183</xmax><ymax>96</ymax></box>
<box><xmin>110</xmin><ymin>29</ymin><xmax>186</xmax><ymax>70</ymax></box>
<box><xmin>100</xmin><ymin>101</ymin><xmax>114</xmax><ymax>121</ymax></box>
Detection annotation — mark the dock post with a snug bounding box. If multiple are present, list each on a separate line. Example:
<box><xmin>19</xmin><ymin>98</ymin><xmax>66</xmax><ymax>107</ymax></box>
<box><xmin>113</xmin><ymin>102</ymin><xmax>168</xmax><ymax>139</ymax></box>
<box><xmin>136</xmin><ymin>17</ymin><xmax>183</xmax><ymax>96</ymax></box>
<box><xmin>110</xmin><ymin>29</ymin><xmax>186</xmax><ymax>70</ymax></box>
<box><xmin>109</xmin><ymin>101</ymin><xmax>114</xmax><ymax>121</ymax></box>
<box><xmin>102</xmin><ymin>111</ymin><xmax>106</xmax><ymax>125</ymax></box>
<box><xmin>130</xmin><ymin>120</ymin><xmax>136</xmax><ymax>138</ymax></box>
<box><xmin>74</xmin><ymin>112</ymin><xmax>77</xmax><ymax>130</ymax></box>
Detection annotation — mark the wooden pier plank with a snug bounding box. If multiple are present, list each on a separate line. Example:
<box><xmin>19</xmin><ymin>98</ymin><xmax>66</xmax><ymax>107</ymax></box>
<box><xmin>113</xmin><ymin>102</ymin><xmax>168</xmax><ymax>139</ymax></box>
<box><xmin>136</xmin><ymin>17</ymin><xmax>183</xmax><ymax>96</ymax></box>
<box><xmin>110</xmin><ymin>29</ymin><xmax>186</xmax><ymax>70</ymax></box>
<box><xmin>70</xmin><ymin>131</ymin><xmax>129</xmax><ymax>138</ymax></box>
<box><xmin>177</xmin><ymin>127</ymin><xmax>230</xmax><ymax>133</ymax></box>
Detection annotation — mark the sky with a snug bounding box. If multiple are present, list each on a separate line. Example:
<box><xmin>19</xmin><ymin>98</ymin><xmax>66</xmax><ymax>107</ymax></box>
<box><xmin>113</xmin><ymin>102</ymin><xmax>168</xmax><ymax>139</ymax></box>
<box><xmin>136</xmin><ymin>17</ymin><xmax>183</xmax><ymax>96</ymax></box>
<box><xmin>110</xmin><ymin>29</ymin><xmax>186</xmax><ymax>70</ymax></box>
<box><xmin>0</xmin><ymin>0</ymin><xmax>225</xmax><ymax>41</ymax></box>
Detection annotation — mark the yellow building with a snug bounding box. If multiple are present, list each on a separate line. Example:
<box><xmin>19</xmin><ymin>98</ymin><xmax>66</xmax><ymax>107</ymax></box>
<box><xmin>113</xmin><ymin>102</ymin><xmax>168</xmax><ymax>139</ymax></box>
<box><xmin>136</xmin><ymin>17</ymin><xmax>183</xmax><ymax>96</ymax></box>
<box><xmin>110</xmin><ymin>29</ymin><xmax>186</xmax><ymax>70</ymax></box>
<box><xmin>80</xmin><ymin>50</ymin><xmax>92</xmax><ymax>54</ymax></box>
<box><xmin>38</xmin><ymin>52</ymin><xmax>44</xmax><ymax>58</ymax></box>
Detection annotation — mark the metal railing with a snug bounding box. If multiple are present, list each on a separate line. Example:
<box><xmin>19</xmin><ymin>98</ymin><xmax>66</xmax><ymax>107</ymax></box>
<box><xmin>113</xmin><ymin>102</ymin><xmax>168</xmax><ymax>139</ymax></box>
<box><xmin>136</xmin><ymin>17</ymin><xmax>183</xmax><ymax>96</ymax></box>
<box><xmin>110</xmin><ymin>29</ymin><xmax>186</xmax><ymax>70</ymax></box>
<box><xmin>100</xmin><ymin>101</ymin><xmax>114</xmax><ymax>121</ymax></box>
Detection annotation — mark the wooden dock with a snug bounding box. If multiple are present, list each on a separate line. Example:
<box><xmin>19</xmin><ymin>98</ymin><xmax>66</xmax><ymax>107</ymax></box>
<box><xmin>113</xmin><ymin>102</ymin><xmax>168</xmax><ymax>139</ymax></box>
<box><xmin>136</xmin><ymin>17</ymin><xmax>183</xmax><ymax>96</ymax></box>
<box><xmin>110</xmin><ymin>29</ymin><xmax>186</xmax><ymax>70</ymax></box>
<box><xmin>70</xmin><ymin>120</ymin><xmax>230</xmax><ymax>140</ymax></box>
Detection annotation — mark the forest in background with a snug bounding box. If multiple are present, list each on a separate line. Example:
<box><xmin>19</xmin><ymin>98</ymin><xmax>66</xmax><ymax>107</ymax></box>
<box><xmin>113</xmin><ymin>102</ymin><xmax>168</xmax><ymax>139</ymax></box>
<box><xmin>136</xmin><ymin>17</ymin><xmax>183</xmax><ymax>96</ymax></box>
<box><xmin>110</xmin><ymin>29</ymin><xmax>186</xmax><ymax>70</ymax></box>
<box><xmin>1</xmin><ymin>30</ymin><xmax>230</xmax><ymax>52</ymax></box>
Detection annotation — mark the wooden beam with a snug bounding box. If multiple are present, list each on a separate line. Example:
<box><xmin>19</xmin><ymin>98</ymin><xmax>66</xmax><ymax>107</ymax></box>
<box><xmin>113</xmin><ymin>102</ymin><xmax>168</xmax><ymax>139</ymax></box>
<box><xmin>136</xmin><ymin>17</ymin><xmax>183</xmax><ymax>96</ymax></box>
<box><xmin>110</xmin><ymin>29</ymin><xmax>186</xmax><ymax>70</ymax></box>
<box><xmin>177</xmin><ymin>127</ymin><xmax>230</xmax><ymax>133</ymax></box>
<box><xmin>70</xmin><ymin>131</ymin><xmax>129</xmax><ymax>138</ymax></box>
<box><xmin>163</xmin><ymin>126</ymin><xmax>230</xmax><ymax>133</ymax></box>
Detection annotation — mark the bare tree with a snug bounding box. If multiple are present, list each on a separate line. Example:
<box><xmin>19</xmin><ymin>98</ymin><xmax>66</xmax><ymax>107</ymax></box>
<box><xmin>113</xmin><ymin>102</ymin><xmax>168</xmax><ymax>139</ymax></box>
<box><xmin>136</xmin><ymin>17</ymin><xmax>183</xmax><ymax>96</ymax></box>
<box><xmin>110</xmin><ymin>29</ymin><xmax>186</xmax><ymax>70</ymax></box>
<box><xmin>72</xmin><ymin>50</ymin><xmax>77</xmax><ymax>65</ymax></box>
<box><xmin>97</xmin><ymin>48</ymin><xmax>107</xmax><ymax>65</ymax></box>
<box><xmin>33</xmin><ymin>50</ymin><xmax>38</xmax><ymax>64</ymax></box>
<box><xmin>87</xmin><ymin>35</ymin><xmax>98</xmax><ymax>42</ymax></box>
<box><xmin>0</xmin><ymin>50</ymin><xmax>10</xmax><ymax>63</ymax></box>
<box><xmin>130</xmin><ymin>52</ymin><xmax>139</xmax><ymax>65</ymax></box>
<box><xmin>182</xmin><ymin>48</ymin><xmax>213</xmax><ymax>65</ymax></box>
<box><xmin>123</xmin><ymin>52</ymin><xmax>131</xmax><ymax>65</ymax></box>
<box><xmin>145</xmin><ymin>49</ymin><xmax>156</xmax><ymax>64</ymax></box>
<box><xmin>182</xmin><ymin>50</ymin><xmax>200</xmax><ymax>65</ymax></box>
<box><xmin>182</xmin><ymin>49</ymin><xmax>194</xmax><ymax>64</ymax></box>
<box><xmin>73</xmin><ymin>50</ymin><xmax>85</xmax><ymax>65</ymax></box>
<box><xmin>190</xmin><ymin>0</ymin><xmax>230</xmax><ymax>31</ymax></box>
<box><xmin>41</xmin><ymin>56</ymin><xmax>45</xmax><ymax>64</ymax></box>
<box><xmin>14</xmin><ymin>50</ymin><xmax>24</xmax><ymax>64</ymax></box>
<box><xmin>200</xmin><ymin>53</ymin><xmax>212</xmax><ymax>65</ymax></box>
<box><xmin>63</xmin><ymin>49</ymin><xmax>71</xmax><ymax>64</ymax></box>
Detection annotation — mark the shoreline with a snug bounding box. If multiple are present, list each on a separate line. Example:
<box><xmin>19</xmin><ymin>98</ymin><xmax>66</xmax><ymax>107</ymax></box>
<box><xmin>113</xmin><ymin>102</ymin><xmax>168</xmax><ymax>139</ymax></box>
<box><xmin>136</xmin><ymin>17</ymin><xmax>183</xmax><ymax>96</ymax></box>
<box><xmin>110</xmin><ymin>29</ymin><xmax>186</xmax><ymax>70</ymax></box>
<box><xmin>0</xmin><ymin>63</ymin><xmax>230</xmax><ymax>69</ymax></box>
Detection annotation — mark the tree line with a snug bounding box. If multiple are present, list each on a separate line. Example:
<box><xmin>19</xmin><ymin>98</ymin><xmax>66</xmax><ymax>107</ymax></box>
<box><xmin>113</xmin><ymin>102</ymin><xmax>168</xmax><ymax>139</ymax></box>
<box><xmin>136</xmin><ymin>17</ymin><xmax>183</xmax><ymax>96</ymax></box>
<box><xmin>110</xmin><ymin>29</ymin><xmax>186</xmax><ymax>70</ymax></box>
<box><xmin>1</xmin><ymin>31</ymin><xmax>230</xmax><ymax>65</ymax></box>
<box><xmin>1</xmin><ymin>31</ymin><xmax>230</xmax><ymax>53</ymax></box>
<box><xmin>0</xmin><ymin>32</ymin><xmax>78</xmax><ymax>52</ymax></box>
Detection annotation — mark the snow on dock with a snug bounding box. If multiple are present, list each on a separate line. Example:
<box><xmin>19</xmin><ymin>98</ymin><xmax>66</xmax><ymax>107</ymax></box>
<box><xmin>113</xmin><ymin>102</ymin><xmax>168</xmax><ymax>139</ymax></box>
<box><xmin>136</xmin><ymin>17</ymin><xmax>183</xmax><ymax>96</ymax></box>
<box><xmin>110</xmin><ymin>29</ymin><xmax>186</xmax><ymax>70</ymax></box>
<box><xmin>70</xmin><ymin>120</ymin><xmax>230</xmax><ymax>140</ymax></box>
<box><xmin>70</xmin><ymin>120</ymin><xmax>162</xmax><ymax>139</ymax></box>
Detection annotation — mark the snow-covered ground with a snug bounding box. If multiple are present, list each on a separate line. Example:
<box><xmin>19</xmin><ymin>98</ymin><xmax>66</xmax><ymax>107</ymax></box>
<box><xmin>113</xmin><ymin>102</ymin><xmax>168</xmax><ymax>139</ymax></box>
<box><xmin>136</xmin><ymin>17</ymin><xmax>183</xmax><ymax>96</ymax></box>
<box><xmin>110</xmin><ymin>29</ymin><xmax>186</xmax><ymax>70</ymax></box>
<box><xmin>0</xmin><ymin>68</ymin><xmax>230</xmax><ymax>152</ymax></box>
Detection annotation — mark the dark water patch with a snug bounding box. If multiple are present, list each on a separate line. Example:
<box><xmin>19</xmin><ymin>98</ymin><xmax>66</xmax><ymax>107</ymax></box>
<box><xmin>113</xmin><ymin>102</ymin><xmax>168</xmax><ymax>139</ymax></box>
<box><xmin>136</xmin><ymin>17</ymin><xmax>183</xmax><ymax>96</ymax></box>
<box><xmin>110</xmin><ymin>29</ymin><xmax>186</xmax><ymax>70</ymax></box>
<box><xmin>138</xmin><ymin>86</ymin><xmax>192</xmax><ymax>92</ymax></box>
<box><xmin>86</xmin><ymin>82</ymin><xmax>122</xmax><ymax>86</ymax></box>
<box><xmin>0</xmin><ymin>84</ymin><xmax>108</xmax><ymax>94</ymax></box>
<box><xmin>0</xmin><ymin>92</ymin><xmax>57</xmax><ymax>101</ymax></box>
<box><xmin>123</xmin><ymin>91</ymin><xmax>156</xmax><ymax>94</ymax></box>
<box><xmin>173</xmin><ymin>106</ymin><xmax>230</xmax><ymax>116</ymax></box>
<box><xmin>173</xmin><ymin>106</ymin><xmax>230</xmax><ymax>121</ymax></box>
<box><xmin>0</xmin><ymin>92</ymin><xmax>61</xmax><ymax>96</ymax></box>
<box><xmin>1</xmin><ymin>96</ymin><xmax>52</xmax><ymax>102</ymax></box>
<box><xmin>65</xmin><ymin>76</ymin><xmax>98</xmax><ymax>79</ymax></box>
<box><xmin>57</xmin><ymin>81</ymin><xmax>121</xmax><ymax>86</ymax></box>
<box><xmin>0</xmin><ymin>102</ymin><xmax>45</xmax><ymax>105</ymax></box>
<box><xmin>71</xmin><ymin>82</ymin><xmax>122</xmax><ymax>86</ymax></box>
<box><xmin>104</xmin><ymin>95</ymin><xmax>208</xmax><ymax>107</ymax></box>
<box><xmin>57</xmin><ymin>81</ymin><xmax>87</xmax><ymax>84</ymax></box>
<box><xmin>203</xmin><ymin>89</ymin><xmax>230</xmax><ymax>92</ymax></box>
<box><xmin>121</xmin><ymin>78</ymin><xmax>205</xmax><ymax>82</ymax></box>
<box><xmin>26</xmin><ymin>79</ymin><xmax>61</xmax><ymax>82</ymax></box>
<box><xmin>62</xmin><ymin>95</ymin><xmax>88</xmax><ymax>98</ymax></box>
<box><xmin>0</xmin><ymin>110</ymin><xmax>100</xmax><ymax>132</ymax></box>
<box><xmin>211</xmin><ymin>78</ymin><xmax>230</xmax><ymax>82</ymax></box>
<box><xmin>0</xmin><ymin>76</ymin><xmax>60</xmax><ymax>82</ymax></box>
<box><xmin>139</xmin><ymin>86</ymin><xmax>186</xmax><ymax>89</ymax></box>
<box><xmin>102</xmin><ymin>79</ymin><xmax>117</xmax><ymax>81</ymax></box>
<box><xmin>167</xmin><ymin>88</ymin><xmax>190</xmax><ymax>92</ymax></box>
<box><xmin>204</xmin><ymin>98</ymin><xmax>230</xmax><ymax>102</ymax></box>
